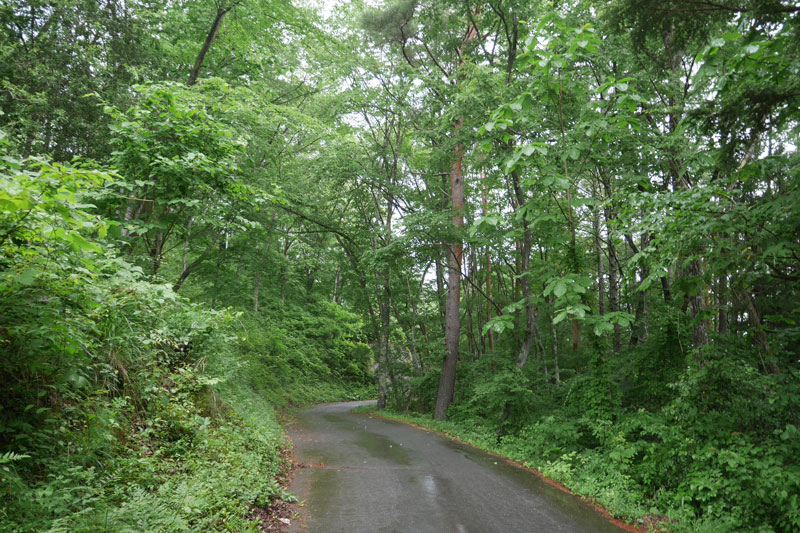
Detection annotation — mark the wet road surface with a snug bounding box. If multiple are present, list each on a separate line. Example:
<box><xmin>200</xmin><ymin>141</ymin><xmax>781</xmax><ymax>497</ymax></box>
<box><xmin>286</xmin><ymin>401</ymin><xmax>625</xmax><ymax>533</ymax></box>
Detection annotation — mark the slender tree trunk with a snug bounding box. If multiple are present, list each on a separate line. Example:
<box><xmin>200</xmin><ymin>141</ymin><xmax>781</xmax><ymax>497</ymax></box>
<box><xmin>593</xmin><ymin>183</ymin><xmax>606</xmax><ymax>316</ymax></box>
<box><xmin>540</xmin><ymin>319</ymin><xmax>548</xmax><ymax>376</ymax></box>
<box><xmin>435</xmin><ymin>254</ymin><xmax>446</xmax><ymax>329</ymax></box>
<box><xmin>210</xmin><ymin>240</ymin><xmax>225</xmax><ymax>309</ymax></box>
<box><xmin>432</xmin><ymin>6</ymin><xmax>479</xmax><ymax>420</ymax></box>
<box><xmin>376</xmin><ymin>288</ymin><xmax>391</xmax><ymax>409</ymax></box>
<box><xmin>151</xmin><ymin>231</ymin><xmax>165</xmax><ymax>275</ymax></box>
<box><xmin>629</xmin><ymin>233</ymin><xmax>650</xmax><ymax>345</ymax></box>
<box><xmin>485</xmin><ymin>254</ymin><xmax>495</xmax><ymax>351</ymax></box>
<box><xmin>393</xmin><ymin>302</ymin><xmax>422</xmax><ymax>374</ymax></box>
<box><xmin>605</xmin><ymin>205</ymin><xmax>621</xmax><ymax>353</ymax></box>
<box><xmin>466</xmin><ymin>294</ymin><xmax>478</xmax><ymax>358</ymax></box>
<box><xmin>481</xmin><ymin>176</ymin><xmax>495</xmax><ymax>352</ymax></box>
<box><xmin>304</xmin><ymin>263</ymin><xmax>317</xmax><ymax>299</ymax></box>
<box><xmin>738</xmin><ymin>288</ymin><xmax>778</xmax><ymax>374</ymax></box>
<box><xmin>566</xmin><ymin>185</ymin><xmax>582</xmax><ymax>353</ymax></box>
<box><xmin>511</xmin><ymin>169</ymin><xmax>537</xmax><ymax>369</ymax></box>
<box><xmin>435</xmin><ymin>137</ymin><xmax>465</xmax><ymax>420</ymax></box>
<box><xmin>253</xmin><ymin>268</ymin><xmax>263</xmax><ymax>312</ymax></box>
<box><xmin>252</xmin><ymin>227</ymin><xmax>276</xmax><ymax>312</ymax></box>
<box><xmin>661</xmin><ymin>273</ymin><xmax>673</xmax><ymax>303</ymax></box>
<box><xmin>548</xmin><ymin>294</ymin><xmax>561</xmax><ymax>384</ymax></box>
<box><xmin>465</xmin><ymin>248</ymin><xmax>478</xmax><ymax>357</ymax></box>
<box><xmin>279</xmin><ymin>238</ymin><xmax>292</xmax><ymax>304</ymax></box>
<box><xmin>717</xmin><ymin>276</ymin><xmax>729</xmax><ymax>334</ymax></box>
<box><xmin>174</xmin><ymin>238</ymin><xmax>215</xmax><ymax>293</ymax></box>
<box><xmin>407</xmin><ymin>273</ymin><xmax>430</xmax><ymax>348</ymax></box>
<box><xmin>686</xmin><ymin>259</ymin><xmax>709</xmax><ymax>355</ymax></box>
<box><xmin>181</xmin><ymin>218</ymin><xmax>193</xmax><ymax>273</ymax></box>
<box><xmin>664</xmin><ymin>23</ymin><xmax>709</xmax><ymax>359</ymax></box>
<box><xmin>376</xmin><ymin>165</ymin><xmax>397</xmax><ymax>408</ymax></box>
<box><xmin>122</xmin><ymin>195</ymin><xmax>138</xmax><ymax>238</ymax></box>
<box><xmin>332</xmin><ymin>266</ymin><xmax>341</xmax><ymax>304</ymax></box>
<box><xmin>187</xmin><ymin>3</ymin><xmax>234</xmax><ymax>86</ymax></box>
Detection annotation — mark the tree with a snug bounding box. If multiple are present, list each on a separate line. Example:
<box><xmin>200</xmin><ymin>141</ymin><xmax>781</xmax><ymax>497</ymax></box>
<box><xmin>105</xmin><ymin>80</ymin><xmax>243</xmax><ymax>283</ymax></box>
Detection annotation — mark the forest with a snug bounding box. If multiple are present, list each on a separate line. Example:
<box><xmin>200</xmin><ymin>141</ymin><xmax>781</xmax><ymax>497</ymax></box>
<box><xmin>0</xmin><ymin>0</ymin><xmax>798</xmax><ymax>531</ymax></box>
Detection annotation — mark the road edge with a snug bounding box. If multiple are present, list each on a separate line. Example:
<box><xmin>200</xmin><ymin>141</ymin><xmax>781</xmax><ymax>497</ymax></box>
<box><xmin>356</xmin><ymin>407</ymin><xmax>657</xmax><ymax>533</ymax></box>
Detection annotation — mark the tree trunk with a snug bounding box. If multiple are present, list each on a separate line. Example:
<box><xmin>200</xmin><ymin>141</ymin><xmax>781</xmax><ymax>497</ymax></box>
<box><xmin>252</xmin><ymin>223</ymin><xmax>276</xmax><ymax>312</ymax></box>
<box><xmin>717</xmin><ymin>276</ymin><xmax>729</xmax><ymax>334</ymax></box>
<box><xmin>434</xmin><ymin>137</ymin><xmax>465</xmax><ymax>420</ymax></box>
<box><xmin>686</xmin><ymin>259</ymin><xmax>709</xmax><ymax>356</ymax></box>
<box><xmin>435</xmin><ymin>253</ymin><xmax>446</xmax><ymax>329</ymax></box>
<box><xmin>511</xmin><ymin>169</ymin><xmax>537</xmax><ymax>369</ymax></box>
<box><xmin>332</xmin><ymin>266</ymin><xmax>341</xmax><ymax>304</ymax></box>
<box><xmin>376</xmin><ymin>290</ymin><xmax>391</xmax><ymax>409</ymax></box>
<box><xmin>376</xmin><ymin>177</ymin><xmax>396</xmax><ymax>408</ymax></box>
<box><xmin>187</xmin><ymin>3</ymin><xmax>233</xmax><ymax>86</ymax></box>
<box><xmin>407</xmin><ymin>273</ymin><xmax>431</xmax><ymax>349</ymax></box>
<box><xmin>253</xmin><ymin>269</ymin><xmax>263</xmax><ymax>312</ymax></box>
<box><xmin>738</xmin><ymin>288</ymin><xmax>778</xmax><ymax>374</ymax></box>
<box><xmin>629</xmin><ymin>233</ymin><xmax>650</xmax><ymax>345</ymax></box>
<box><xmin>431</xmin><ymin>5</ymin><xmax>479</xmax><ymax>420</ymax></box>
<box><xmin>593</xmin><ymin>182</ymin><xmax>606</xmax><ymax>316</ymax></box>
<box><xmin>279</xmin><ymin>238</ymin><xmax>292</xmax><ymax>304</ymax></box>
<box><xmin>548</xmin><ymin>294</ymin><xmax>561</xmax><ymax>384</ymax></box>
<box><xmin>174</xmin><ymin>239</ymin><xmax>215</xmax><ymax>293</ymax></box>
<box><xmin>210</xmin><ymin>240</ymin><xmax>225</xmax><ymax>309</ymax></box>
<box><xmin>393</xmin><ymin>301</ymin><xmax>422</xmax><ymax>374</ymax></box>
<box><xmin>605</xmin><ymin>207</ymin><xmax>621</xmax><ymax>353</ymax></box>
<box><xmin>151</xmin><ymin>231</ymin><xmax>165</xmax><ymax>275</ymax></box>
<box><xmin>540</xmin><ymin>321</ymin><xmax>548</xmax><ymax>376</ymax></box>
<box><xmin>481</xmin><ymin>177</ymin><xmax>495</xmax><ymax>352</ymax></box>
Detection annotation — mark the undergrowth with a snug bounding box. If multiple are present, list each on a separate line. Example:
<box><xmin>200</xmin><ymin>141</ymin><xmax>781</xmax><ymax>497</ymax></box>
<box><xmin>0</xmin><ymin>146</ymin><xmax>373</xmax><ymax>531</ymax></box>
<box><xmin>372</xmin><ymin>353</ymin><xmax>800</xmax><ymax>532</ymax></box>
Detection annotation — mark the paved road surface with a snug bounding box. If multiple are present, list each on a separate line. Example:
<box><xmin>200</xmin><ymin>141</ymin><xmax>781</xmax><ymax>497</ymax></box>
<box><xmin>286</xmin><ymin>401</ymin><xmax>625</xmax><ymax>533</ymax></box>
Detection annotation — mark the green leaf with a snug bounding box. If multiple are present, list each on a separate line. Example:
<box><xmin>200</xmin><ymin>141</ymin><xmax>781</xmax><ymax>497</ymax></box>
<box><xmin>66</xmin><ymin>232</ymin><xmax>101</xmax><ymax>253</ymax></box>
<box><xmin>14</xmin><ymin>268</ymin><xmax>37</xmax><ymax>286</ymax></box>
<box><xmin>594</xmin><ymin>322</ymin><xmax>614</xmax><ymax>336</ymax></box>
<box><xmin>0</xmin><ymin>196</ymin><xmax>29</xmax><ymax>213</ymax></box>
<box><xmin>553</xmin><ymin>280</ymin><xmax>567</xmax><ymax>298</ymax></box>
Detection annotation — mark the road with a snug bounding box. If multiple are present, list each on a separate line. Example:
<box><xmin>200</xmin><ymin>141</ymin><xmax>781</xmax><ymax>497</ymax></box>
<box><xmin>286</xmin><ymin>401</ymin><xmax>627</xmax><ymax>533</ymax></box>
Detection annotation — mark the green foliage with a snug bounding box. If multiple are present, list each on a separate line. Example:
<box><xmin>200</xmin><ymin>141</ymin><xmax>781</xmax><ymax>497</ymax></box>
<box><xmin>447</xmin><ymin>359</ymin><xmax>537</xmax><ymax>433</ymax></box>
<box><xmin>0</xmin><ymin>0</ymin><xmax>169</xmax><ymax>160</ymax></box>
<box><xmin>381</xmin><ymin>321</ymin><xmax>800</xmax><ymax>530</ymax></box>
<box><xmin>102</xmin><ymin>80</ymin><xmax>247</xmax><ymax>274</ymax></box>
<box><xmin>0</xmin><ymin>140</ymin><xmax>299</xmax><ymax>531</ymax></box>
<box><xmin>226</xmin><ymin>303</ymin><xmax>374</xmax><ymax>407</ymax></box>
<box><xmin>378</xmin><ymin>358</ymin><xmax>800</xmax><ymax>530</ymax></box>
<box><xmin>3</xmin><ymin>0</ymin><xmax>800</xmax><ymax>530</ymax></box>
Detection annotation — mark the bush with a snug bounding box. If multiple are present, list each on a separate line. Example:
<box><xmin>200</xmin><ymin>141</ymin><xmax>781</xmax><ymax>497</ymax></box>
<box><xmin>0</xmin><ymin>144</ymin><xmax>293</xmax><ymax>531</ymax></box>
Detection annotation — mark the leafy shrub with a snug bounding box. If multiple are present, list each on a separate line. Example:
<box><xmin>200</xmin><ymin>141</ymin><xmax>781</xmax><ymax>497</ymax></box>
<box><xmin>0</xmin><ymin>142</ymin><xmax>295</xmax><ymax>531</ymax></box>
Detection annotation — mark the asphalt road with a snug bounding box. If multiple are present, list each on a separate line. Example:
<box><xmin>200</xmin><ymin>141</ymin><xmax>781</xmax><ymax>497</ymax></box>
<box><xmin>286</xmin><ymin>401</ymin><xmax>626</xmax><ymax>533</ymax></box>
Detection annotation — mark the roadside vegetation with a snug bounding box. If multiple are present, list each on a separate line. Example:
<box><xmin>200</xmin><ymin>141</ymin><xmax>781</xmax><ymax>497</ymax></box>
<box><xmin>0</xmin><ymin>144</ymin><xmax>371</xmax><ymax>531</ymax></box>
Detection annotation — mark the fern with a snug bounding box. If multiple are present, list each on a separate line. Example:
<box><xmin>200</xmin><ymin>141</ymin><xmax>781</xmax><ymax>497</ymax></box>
<box><xmin>0</xmin><ymin>451</ymin><xmax>30</xmax><ymax>465</ymax></box>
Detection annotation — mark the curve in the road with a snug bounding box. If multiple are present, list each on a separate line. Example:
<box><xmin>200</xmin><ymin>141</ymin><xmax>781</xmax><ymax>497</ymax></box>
<box><xmin>287</xmin><ymin>401</ymin><xmax>629</xmax><ymax>533</ymax></box>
